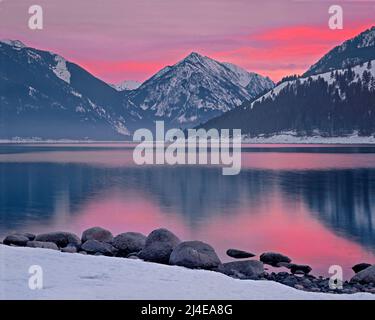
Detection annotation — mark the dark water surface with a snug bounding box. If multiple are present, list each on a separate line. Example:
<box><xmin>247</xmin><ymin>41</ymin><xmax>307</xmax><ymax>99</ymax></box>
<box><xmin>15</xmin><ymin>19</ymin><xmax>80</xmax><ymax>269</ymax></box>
<box><xmin>1</xmin><ymin>143</ymin><xmax>375</xmax><ymax>279</ymax></box>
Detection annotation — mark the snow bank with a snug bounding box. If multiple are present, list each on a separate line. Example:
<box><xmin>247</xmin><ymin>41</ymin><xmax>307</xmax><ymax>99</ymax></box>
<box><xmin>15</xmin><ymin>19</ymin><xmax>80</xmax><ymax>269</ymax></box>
<box><xmin>0</xmin><ymin>245</ymin><xmax>374</xmax><ymax>300</ymax></box>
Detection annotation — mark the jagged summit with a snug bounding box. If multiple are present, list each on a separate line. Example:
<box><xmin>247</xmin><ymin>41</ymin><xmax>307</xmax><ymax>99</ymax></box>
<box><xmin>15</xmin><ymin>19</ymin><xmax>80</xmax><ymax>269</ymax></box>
<box><xmin>178</xmin><ymin>51</ymin><xmax>214</xmax><ymax>66</ymax></box>
<box><xmin>185</xmin><ymin>51</ymin><xmax>204</xmax><ymax>59</ymax></box>
<box><xmin>127</xmin><ymin>51</ymin><xmax>274</xmax><ymax>127</ymax></box>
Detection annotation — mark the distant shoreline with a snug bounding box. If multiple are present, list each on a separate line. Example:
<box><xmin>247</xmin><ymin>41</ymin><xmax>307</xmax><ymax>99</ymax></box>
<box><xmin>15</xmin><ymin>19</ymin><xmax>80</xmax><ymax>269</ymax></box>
<box><xmin>1</xmin><ymin>136</ymin><xmax>375</xmax><ymax>145</ymax></box>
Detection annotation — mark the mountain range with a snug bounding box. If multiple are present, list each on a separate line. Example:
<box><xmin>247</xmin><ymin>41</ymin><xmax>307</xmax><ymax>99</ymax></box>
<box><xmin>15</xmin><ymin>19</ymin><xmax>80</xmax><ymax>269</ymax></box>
<box><xmin>202</xmin><ymin>26</ymin><xmax>375</xmax><ymax>138</ymax></box>
<box><xmin>1</xmin><ymin>26</ymin><xmax>375</xmax><ymax>140</ymax></box>
<box><xmin>0</xmin><ymin>40</ymin><xmax>133</xmax><ymax>139</ymax></box>
<box><xmin>0</xmin><ymin>43</ymin><xmax>273</xmax><ymax>139</ymax></box>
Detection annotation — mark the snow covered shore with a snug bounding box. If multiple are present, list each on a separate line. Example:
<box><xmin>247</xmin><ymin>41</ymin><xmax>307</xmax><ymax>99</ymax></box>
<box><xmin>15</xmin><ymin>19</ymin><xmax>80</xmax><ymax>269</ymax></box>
<box><xmin>0</xmin><ymin>245</ymin><xmax>374</xmax><ymax>300</ymax></box>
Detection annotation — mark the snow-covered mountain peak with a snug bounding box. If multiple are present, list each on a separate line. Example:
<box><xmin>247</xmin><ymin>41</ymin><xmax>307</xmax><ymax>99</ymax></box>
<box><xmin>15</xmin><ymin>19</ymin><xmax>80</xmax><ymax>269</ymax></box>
<box><xmin>185</xmin><ymin>51</ymin><xmax>204</xmax><ymax>60</ymax></box>
<box><xmin>126</xmin><ymin>52</ymin><xmax>274</xmax><ymax>127</ymax></box>
<box><xmin>177</xmin><ymin>52</ymin><xmax>221</xmax><ymax>70</ymax></box>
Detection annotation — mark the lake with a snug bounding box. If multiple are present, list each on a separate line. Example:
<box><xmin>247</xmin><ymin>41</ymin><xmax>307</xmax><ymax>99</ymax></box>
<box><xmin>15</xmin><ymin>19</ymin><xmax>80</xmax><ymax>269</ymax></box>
<box><xmin>1</xmin><ymin>143</ymin><xmax>375</xmax><ymax>279</ymax></box>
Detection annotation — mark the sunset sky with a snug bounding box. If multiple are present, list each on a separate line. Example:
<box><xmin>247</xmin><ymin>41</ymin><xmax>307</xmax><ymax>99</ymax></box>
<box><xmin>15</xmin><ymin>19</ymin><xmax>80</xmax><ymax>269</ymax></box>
<box><xmin>0</xmin><ymin>0</ymin><xmax>374</xmax><ymax>83</ymax></box>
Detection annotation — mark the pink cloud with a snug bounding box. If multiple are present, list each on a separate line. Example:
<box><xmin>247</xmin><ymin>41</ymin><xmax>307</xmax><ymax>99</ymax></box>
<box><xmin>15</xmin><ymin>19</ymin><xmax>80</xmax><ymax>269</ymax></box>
<box><xmin>209</xmin><ymin>22</ymin><xmax>375</xmax><ymax>81</ymax></box>
<box><xmin>0</xmin><ymin>0</ymin><xmax>374</xmax><ymax>82</ymax></box>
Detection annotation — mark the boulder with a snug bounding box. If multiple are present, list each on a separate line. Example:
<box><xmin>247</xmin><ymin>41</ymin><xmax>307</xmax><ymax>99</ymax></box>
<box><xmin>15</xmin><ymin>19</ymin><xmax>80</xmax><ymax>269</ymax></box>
<box><xmin>260</xmin><ymin>252</ymin><xmax>291</xmax><ymax>266</ymax></box>
<box><xmin>226</xmin><ymin>249</ymin><xmax>255</xmax><ymax>259</ymax></box>
<box><xmin>35</xmin><ymin>231</ymin><xmax>81</xmax><ymax>248</ymax></box>
<box><xmin>20</xmin><ymin>233</ymin><xmax>36</xmax><ymax>241</ymax></box>
<box><xmin>276</xmin><ymin>262</ymin><xmax>293</xmax><ymax>269</ymax></box>
<box><xmin>217</xmin><ymin>260</ymin><xmax>264</xmax><ymax>279</ymax></box>
<box><xmin>290</xmin><ymin>264</ymin><xmax>312</xmax><ymax>275</ymax></box>
<box><xmin>3</xmin><ymin>234</ymin><xmax>29</xmax><ymax>246</ymax></box>
<box><xmin>81</xmin><ymin>239</ymin><xmax>118</xmax><ymax>256</ymax></box>
<box><xmin>280</xmin><ymin>275</ymin><xmax>299</xmax><ymax>287</ymax></box>
<box><xmin>26</xmin><ymin>241</ymin><xmax>59</xmax><ymax>250</ymax></box>
<box><xmin>112</xmin><ymin>232</ymin><xmax>146</xmax><ymax>257</ymax></box>
<box><xmin>352</xmin><ymin>263</ymin><xmax>372</xmax><ymax>274</ymax></box>
<box><xmin>128</xmin><ymin>255</ymin><xmax>140</xmax><ymax>260</ymax></box>
<box><xmin>294</xmin><ymin>284</ymin><xmax>305</xmax><ymax>291</ymax></box>
<box><xmin>61</xmin><ymin>244</ymin><xmax>78</xmax><ymax>253</ymax></box>
<box><xmin>138</xmin><ymin>228</ymin><xmax>180</xmax><ymax>264</ymax></box>
<box><xmin>126</xmin><ymin>252</ymin><xmax>139</xmax><ymax>258</ymax></box>
<box><xmin>81</xmin><ymin>227</ymin><xmax>113</xmax><ymax>243</ymax></box>
<box><xmin>169</xmin><ymin>241</ymin><xmax>221</xmax><ymax>269</ymax></box>
<box><xmin>350</xmin><ymin>265</ymin><xmax>375</xmax><ymax>284</ymax></box>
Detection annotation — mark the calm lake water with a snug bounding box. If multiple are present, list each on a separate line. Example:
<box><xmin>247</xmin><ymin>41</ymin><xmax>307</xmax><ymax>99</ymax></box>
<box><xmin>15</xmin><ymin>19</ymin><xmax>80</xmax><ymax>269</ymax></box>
<box><xmin>1</xmin><ymin>143</ymin><xmax>375</xmax><ymax>279</ymax></box>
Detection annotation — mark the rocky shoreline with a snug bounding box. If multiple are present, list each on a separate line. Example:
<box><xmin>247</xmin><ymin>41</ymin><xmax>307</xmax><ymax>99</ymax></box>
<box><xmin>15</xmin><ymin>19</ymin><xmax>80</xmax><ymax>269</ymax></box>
<box><xmin>2</xmin><ymin>227</ymin><xmax>375</xmax><ymax>295</ymax></box>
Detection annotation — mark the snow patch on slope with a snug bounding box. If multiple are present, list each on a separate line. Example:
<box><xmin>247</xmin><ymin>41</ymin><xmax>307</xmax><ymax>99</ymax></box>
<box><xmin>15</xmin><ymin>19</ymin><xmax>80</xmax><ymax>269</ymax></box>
<box><xmin>52</xmin><ymin>55</ymin><xmax>71</xmax><ymax>84</ymax></box>
<box><xmin>110</xmin><ymin>80</ymin><xmax>141</xmax><ymax>91</ymax></box>
<box><xmin>249</xmin><ymin>60</ymin><xmax>375</xmax><ymax>109</ymax></box>
<box><xmin>114</xmin><ymin>121</ymin><xmax>130</xmax><ymax>136</ymax></box>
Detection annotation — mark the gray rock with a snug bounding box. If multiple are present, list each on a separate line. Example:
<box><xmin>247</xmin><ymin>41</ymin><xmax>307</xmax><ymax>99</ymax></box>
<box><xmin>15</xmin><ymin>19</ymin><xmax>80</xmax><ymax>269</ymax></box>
<box><xmin>276</xmin><ymin>271</ymin><xmax>290</xmax><ymax>278</ymax></box>
<box><xmin>290</xmin><ymin>264</ymin><xmax>312</xmax><ymax>275</ymax></box>
<box><xmin>294</xmin><ymin>270</ymin><xmax>306</xmax><ymax>276</ymax></box>
<box><xmin>64</xmin><ymin>242</ymin><xmax>81</xmax><ymax>250</ymax></box>
<box><xmin>81</xmin><ymin>227</ymin><xmax>113</xmax><ymax>243</ymax></box>
<box><xmin>128</xmin><ymin>255</ymin><xmax>140</xmax><ymax>260</ymax></box>
<box><xmin>61</xmin><ymin>245</ymin><xmax>77</xmax><ymax>253</ymax></box>
<box><xmin>299</xmin><ymin>277</ymin><xmax>313</xmax><ymax>287</ymax></box>
<box><xmin>138</xmin><ymin>228</ymin><xmax>180</xmax><ymax>264</ymax></box>
<box><xmin>226</xmin><ymin>249</ymin><xmax>255</xmax><ymax>259</ymax></box>
<box><xmin>126</xmin><ymin>252</ymin><xmax>139</xmax><ymax>258</ymax></box>
<box><xmin>294</xmin><ymin>284</ymin><xmax>304</xmax><ymax>291</ymax></box>
<box><xmin>35</xmin><ymin>231</ymin><xmax>81</xmax><ymax>248</ymax></box>
<box><xmin>281</xmin><ymin>275</ymin><xmax>299</xmax><ymax>287</ymax></box>
<box><xmin>351</xmin><ymin>265</ymin><xmax>375</xmax><ymax>284</ymax></box>
<box><xmin>112</xmin><ymin>232</ymin><xmax>146</xmax><ymax>257</ymax></box>
<box><xmin>81</xmin><ymin>239</ymin><xmax>118</xmax><ymax>256</ymax></box>
<box><xmin>20</xmin><ymin>233</ymin><xmax>36</xmax><ymax>241</ymax></box>
<box><xmin>3</xmin><ymin>234</ymin><xmax>29</xmax><ymax>246</ymax></box>
<box><xmin>169</xmin><ymin>241</ymin><xmax>221</xmax><ymax>269</ymax></box>
<box><xmin>26</xmin><ymin>241</ymin><xmax>59</xmax><ymax>250</ymax></box>
<box><xmin>217</xmin><ymin>260</ymin><xmax>264</xmax><ymax>279</ymax></box>
<box><xmin>352</xmin><ymin>263</ymin><xmax>372</xmax><ymax>274</ymax></box>
<box><xmin>276</xmin><ymin>262</ymin><xmax>293</xmax><ymax>269</ymax></box>
<box><xmin>260</xmin><ymin>252</ymin><xmax>291</xmax><ymax>266</ymax></box>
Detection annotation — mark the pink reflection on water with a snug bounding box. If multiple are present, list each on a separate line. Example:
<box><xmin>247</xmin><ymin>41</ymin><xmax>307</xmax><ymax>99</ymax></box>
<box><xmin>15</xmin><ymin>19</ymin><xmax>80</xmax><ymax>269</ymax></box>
<box><xmin>66</xmin><ymin>189</ymin><xmax>375</xmax><ymax>279</ymax></box>
<box><xmin>241</xmin><ymin>152</ymin><xmax>375</xmax><ymax>170</ymax></box>
<box><xmin>71</xmin><ymin>190</ymin><xmax>190</xmax><ymax>238</ymax></box>
<box><xmin>3</xmin><ymin>144</ymin><xmax>375</xmax><ymax>279</ymax></box>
